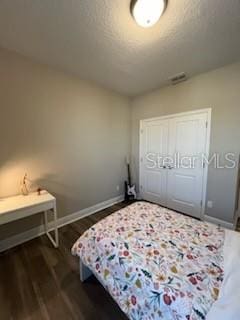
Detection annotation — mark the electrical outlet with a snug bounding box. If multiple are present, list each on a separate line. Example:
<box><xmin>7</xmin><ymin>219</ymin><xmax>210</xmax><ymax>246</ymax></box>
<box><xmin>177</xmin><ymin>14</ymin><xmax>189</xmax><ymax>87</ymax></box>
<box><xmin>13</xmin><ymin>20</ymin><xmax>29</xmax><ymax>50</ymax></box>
<box><xmin>116</xmin><ymin>185</ymin><xmax>120</xmax><ymax>191</ymax></box>
<box><xmin>207</xmin><ymin>201</ymin><xmax>213</xmax><ymax>208</ymax></box>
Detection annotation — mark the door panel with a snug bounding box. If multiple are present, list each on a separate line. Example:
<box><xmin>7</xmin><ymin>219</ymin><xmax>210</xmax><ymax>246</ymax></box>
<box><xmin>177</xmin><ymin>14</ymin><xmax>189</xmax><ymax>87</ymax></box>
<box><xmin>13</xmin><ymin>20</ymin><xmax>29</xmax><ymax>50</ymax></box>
<box><xmin>175</xmin><ymin>120</ymin><xmax>198</xmax><ymax>156</ymax></box>
<box><xmin>141</xmin><ymin>119</ymin><xmax>168</xmax><ymax>206</ymax></box>
<box><xmin>167</xmin><ymin>113</ymin><xmax>207</xmax><ymax>218</ymax></box>
<box><xmin>172</xmin><ymin>173</ymin><xmax>196</xmax><ymax>204</ymax></box>
<box><xmin>143</xmin><ymin>171</ymin><xmax>167</xmax><ymax>204</ymax></box>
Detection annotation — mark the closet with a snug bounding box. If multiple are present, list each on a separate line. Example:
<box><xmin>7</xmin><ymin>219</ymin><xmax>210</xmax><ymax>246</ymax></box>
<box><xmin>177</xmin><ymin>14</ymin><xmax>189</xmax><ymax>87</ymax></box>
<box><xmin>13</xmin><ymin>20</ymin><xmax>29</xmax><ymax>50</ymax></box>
<box><xmin>139</xmin><ymin>109</ymin><xmax>211</xmax><ymax>218</ymax></box>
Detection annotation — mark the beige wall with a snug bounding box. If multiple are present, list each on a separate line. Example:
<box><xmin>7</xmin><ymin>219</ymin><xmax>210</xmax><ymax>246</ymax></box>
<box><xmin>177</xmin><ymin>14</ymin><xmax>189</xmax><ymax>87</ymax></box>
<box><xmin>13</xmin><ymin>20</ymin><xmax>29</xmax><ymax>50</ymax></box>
<box><xmin>1</xmin><ymin>46</ymin><xmax>239</xmax><ymax>243</ymax></box>
<box><xmin>131</xmin><ymin>62</ymin><xmax>240</xmax><ymax>223</ymax></box>
<box><xmin>0</xmin><ymin>48</ymin><xmax>130</xmax><ymax>240</ymax></box>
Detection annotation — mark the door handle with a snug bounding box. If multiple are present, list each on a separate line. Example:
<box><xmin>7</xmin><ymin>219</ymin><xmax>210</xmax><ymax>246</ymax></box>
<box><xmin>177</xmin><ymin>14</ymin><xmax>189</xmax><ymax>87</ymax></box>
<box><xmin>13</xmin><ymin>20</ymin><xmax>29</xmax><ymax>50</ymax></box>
<box><xmin>160</xmin><ymin>165</ymin><xmax>174</xmax><ymax>169</ymax></box>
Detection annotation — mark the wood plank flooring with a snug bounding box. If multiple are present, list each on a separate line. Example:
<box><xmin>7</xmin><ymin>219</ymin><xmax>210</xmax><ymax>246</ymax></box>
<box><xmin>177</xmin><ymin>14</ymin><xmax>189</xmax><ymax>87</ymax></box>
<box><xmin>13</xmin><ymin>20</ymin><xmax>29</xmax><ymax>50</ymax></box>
<box><xmin>0</xmin><ymin>202</ymin><xmax>131</xmax><ymax>320</ymax></box>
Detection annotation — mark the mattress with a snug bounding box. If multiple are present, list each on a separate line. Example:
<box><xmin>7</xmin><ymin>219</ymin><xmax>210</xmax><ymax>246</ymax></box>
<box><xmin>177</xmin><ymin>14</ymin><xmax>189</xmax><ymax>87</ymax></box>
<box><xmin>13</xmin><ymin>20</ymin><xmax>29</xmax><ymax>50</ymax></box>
<box><xmin>72</xmin><ymin>202</ymin><xmax>225</xmax><ymax>320</ymax></box>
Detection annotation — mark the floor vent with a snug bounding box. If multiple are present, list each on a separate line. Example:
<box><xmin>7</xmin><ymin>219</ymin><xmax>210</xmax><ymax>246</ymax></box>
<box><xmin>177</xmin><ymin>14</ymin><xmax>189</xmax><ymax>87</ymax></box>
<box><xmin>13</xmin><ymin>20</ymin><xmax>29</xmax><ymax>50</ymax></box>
<box><xmin>169</xmin><ymin>72</ymin><xmax>187</xmax><ymax>85</ymax></box>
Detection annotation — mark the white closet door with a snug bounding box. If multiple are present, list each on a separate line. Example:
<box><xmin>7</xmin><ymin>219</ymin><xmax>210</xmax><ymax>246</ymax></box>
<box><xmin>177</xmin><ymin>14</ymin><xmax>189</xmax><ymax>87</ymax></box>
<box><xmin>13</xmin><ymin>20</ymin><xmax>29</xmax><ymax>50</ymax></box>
<box><xmin>166</xmin><ymin>113</ymin><xmax>208</xmax><ymax>218</ymax></box>
<box><xmin>140</xmin><ymin>119</ymin><xmax>168</xmax><ymax>206</ymax></box>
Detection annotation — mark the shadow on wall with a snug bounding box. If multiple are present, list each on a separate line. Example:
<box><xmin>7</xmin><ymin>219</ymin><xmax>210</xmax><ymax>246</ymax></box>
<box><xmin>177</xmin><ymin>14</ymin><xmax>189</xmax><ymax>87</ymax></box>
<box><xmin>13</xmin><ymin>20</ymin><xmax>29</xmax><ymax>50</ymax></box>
<box><xmin>0</xmin><ymin>157</ymin><xmax>48</xmax><ymax>198</ymax></box>
<box><xmin>35</xmin><ymin>175</ymin><xmax>90</xmax><ymax>218</ymax></box>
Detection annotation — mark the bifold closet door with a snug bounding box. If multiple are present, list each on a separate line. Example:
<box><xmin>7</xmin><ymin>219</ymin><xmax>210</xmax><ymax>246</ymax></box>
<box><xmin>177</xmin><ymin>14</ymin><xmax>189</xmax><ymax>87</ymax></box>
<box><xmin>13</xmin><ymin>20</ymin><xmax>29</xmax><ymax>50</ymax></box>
<box><xmin>140</xmin><ymin>111</ymin><xmax>208</xmax><ymax>218</ymax></box>
<box><xmin>140</xmin><ymin>119</ymin><xmax>168</xmax><ymax>206</ymax></box>
<box><xmin>167</xmin><ymin>113</ymin><xmax>208</xmax><ymax>218</ymax></box>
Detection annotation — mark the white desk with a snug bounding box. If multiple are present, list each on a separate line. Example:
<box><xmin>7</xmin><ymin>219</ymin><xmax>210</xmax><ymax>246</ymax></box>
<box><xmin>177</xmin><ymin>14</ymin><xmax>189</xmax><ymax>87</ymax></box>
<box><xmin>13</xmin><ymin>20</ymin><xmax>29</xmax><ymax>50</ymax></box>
<box><xmin>0</xmin><ymin>190</ymin><xmax>59</xmax><ymax>248</ymax></box>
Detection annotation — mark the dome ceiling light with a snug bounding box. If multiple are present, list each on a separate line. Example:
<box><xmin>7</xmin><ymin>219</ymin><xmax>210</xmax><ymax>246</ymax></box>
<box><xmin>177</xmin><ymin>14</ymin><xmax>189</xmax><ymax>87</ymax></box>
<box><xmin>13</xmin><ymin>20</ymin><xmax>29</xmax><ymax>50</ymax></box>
<box><xmin>130</xmin><ymin>0</ymin><xmax>167</xmax><ymax>28</ymax></box>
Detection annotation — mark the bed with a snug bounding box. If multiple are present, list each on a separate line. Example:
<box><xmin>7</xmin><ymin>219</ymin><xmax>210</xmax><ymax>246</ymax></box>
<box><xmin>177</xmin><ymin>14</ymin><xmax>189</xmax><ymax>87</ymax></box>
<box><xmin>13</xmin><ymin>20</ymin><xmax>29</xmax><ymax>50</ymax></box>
<box><xmin>72</xmin><ymin>202</ymin><xmax>240</xmax><ymax>320</ymax></box>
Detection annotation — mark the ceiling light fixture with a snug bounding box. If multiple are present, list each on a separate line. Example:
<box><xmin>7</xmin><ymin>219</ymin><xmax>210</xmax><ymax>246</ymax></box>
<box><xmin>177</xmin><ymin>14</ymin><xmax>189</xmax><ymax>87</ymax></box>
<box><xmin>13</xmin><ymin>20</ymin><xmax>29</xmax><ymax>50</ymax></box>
<box><xmin>130</xmin><ymin>0</ymin><xmax>167</xmax><ymax>28</ymax></box>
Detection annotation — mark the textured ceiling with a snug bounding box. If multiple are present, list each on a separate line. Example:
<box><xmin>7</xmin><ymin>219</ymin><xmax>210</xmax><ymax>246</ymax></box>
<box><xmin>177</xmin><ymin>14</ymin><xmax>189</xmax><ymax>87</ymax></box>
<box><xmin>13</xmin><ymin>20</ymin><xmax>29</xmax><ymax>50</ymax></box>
<box><xmin>0</xmin><ymin>0</ymin><xmax>239</xmax><ymax>96</ymax></box>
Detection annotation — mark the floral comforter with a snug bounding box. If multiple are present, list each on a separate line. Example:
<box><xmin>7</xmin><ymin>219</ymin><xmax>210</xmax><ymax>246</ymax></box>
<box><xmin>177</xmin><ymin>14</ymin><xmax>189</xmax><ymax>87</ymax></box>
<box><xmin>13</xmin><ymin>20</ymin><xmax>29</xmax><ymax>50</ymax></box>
<box><xmin>72</xmin><ymin>202</ymin><xmax>224</xmax><ymax>320</ymax></box>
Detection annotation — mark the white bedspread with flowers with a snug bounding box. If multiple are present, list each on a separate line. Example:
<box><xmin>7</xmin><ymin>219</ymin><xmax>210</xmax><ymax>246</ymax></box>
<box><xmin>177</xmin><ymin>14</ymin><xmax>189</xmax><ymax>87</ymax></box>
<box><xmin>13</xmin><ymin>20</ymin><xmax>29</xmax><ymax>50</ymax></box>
<box><xmin>72</xmin><ymin>202</ymin><xmax>225</xmax><ymax>320</ymax></box>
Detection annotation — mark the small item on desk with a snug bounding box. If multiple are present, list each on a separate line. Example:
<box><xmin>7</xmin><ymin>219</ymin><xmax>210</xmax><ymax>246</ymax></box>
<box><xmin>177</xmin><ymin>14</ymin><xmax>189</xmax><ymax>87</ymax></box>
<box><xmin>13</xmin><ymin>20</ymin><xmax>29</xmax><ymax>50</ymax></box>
<box><xmin>37</xmin><ymin>188</ymin><xmax>42</xmax><ymax>195</ymax></box>
<box><xmin>21</xmin><ymin>173</ymin><xmax>29</xmax><ymax>196</ymax></box>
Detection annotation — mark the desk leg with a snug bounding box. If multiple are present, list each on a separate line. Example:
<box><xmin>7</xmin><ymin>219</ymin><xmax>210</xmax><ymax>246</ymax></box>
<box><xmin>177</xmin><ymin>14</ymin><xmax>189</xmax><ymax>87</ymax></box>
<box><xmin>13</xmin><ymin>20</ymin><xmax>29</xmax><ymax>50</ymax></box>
<box><xmin>44</xmin><ymin>203</ymin><xmax>59</xmax><ymax>248</ymax></box>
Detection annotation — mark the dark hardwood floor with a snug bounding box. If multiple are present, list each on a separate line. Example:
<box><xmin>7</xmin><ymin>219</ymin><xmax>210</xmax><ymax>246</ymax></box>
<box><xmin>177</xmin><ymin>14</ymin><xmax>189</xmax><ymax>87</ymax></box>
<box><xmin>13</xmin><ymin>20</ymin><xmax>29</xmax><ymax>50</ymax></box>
<box><xmin>0</xmin><ymin>202</ymin><xmax>131</xmax><ymax>320</ymax></box>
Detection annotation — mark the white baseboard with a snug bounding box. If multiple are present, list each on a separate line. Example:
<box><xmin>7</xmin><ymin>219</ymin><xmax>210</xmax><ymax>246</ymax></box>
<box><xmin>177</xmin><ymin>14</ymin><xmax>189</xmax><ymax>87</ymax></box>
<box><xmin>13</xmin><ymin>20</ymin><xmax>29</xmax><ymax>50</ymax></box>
<box><xmin>204</xmin><ymin>215</ymin><xmax>234</xmax><ymax>230</ymax></box>
<box><xmin>0</xmin><ymin>195</ymin><xmax>124</xmax><ymax>253</ymax></box>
